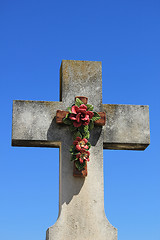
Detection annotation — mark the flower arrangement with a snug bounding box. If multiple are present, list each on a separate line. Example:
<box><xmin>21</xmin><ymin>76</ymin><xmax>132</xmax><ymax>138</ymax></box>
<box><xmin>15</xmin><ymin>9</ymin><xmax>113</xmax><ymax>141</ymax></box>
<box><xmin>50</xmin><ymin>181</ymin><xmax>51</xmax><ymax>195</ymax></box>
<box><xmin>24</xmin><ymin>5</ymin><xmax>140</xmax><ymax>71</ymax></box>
<box><xmin>63</xmin><ymin>98</ymin><xmax>101</xmax><ymax>170</ymax></box>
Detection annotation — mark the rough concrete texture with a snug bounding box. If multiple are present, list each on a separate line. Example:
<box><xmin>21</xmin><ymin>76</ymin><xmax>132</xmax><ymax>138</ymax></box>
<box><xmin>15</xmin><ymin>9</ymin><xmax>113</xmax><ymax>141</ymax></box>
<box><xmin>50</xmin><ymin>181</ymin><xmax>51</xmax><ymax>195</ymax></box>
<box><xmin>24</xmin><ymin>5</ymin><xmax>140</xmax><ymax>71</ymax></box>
<box><xmin>12</xmin><ymin>60</ymin><xmax>150</xmax><ymax>240</ymax></box>
<box><xmin>103</xmin><ymin>104</ymin><xmax>150</xmax><ymax>150</ymax></box>
<box><xmin>60</xmin><ymin>60</ymin><xmax>102</xmax><ymax>112</ymax></box>
<box><xmin>12</xmin><ymin>100</ymin><xmax>64</xmax><ymax>147</ymax></box>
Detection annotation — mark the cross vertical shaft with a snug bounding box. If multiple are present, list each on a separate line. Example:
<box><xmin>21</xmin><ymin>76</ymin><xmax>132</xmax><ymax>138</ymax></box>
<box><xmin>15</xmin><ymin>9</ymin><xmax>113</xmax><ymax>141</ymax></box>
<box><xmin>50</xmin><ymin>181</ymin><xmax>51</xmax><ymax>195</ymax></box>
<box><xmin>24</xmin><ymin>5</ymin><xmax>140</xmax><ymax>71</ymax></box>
<box><xmin>49</xmin><ymin>60</ymin><xmax>116</xmax><ymax>240</ymax></box>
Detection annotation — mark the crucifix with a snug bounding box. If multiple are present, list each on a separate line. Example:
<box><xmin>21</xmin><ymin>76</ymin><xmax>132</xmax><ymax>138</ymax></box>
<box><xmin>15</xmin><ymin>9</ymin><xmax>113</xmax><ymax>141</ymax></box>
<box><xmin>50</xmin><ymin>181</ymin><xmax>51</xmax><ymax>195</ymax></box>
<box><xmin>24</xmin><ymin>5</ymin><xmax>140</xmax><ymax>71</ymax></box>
<box><xmin>12</xmin><ymin>60</ymin><xmax>150</xmax><ymax>240</ymax></box>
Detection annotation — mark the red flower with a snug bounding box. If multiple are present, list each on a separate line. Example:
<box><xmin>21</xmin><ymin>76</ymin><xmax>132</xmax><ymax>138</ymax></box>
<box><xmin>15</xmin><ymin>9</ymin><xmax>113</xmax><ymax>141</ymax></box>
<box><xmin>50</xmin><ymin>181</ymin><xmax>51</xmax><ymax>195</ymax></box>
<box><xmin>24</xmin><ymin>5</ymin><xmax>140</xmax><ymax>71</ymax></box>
<box><xmin>69</xmin><ymin>104</ymin><xmax>94</xmax><ymax>127</ymax></box>
<box><xmin>76</xmin><ymin>149</ymin><xmax>90</xmax><ymax>164</ymax></box>
<box><xmin>73</xmin><ymin>137</ymin><xmax>89</xmax><ymax>151</ymax></box>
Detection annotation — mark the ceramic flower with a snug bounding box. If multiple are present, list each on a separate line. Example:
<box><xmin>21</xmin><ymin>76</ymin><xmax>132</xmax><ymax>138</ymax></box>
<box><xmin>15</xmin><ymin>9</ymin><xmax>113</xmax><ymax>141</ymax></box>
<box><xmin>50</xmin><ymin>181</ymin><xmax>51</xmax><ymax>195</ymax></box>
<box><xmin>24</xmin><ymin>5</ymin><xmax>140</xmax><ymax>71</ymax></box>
<box><xmin>76</xmin><ymin>149</ymin><xmax>90</xmax><ymax>164</ymax></box>
<box><xmin>69</xmin><ymin>104</ymin><xmax>94</xmax><ymax>127</ymax></box>
<box><xmin>62</xmin><ymin>98</ymin><xmax>101</xmax><ymax>171</ymax></box>
<box><xmin>73</xmin><ymin>137</ymin><xmax>89</xmax><ymax>151</ymax></box>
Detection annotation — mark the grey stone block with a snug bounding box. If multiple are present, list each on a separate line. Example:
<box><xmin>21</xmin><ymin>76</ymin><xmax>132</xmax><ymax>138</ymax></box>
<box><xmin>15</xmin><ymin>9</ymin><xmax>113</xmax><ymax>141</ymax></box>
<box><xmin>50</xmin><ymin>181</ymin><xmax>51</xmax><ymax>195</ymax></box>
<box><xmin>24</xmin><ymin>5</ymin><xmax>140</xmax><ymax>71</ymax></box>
<box><xmin>103</xmin><ymin>104</ymin><xmax>150</xmax><ymax>150</ymax></box>
<box><xmin>12</xmin><ymin>100</ymin><xmax>63</xmax><ymax>147</ymax></box>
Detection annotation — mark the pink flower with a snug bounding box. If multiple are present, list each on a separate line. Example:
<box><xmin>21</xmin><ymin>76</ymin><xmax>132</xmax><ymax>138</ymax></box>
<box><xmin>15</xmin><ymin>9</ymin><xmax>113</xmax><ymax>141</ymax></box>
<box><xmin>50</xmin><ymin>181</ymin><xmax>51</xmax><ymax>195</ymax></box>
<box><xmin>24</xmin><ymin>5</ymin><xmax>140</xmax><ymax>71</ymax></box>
<box><xmin>69</xmin><ymin>104</ymin><xmax>94</xmax><ymax>127</ymax></box>
<box><xmin>76</xmin><ymin>149</ymin><xmax>90</xmax><ymax>164</ymax></box>
<box><xmin>73</xmin><ymin>137</ymin><xmax>89</xmax><ymax>151</ymax></box>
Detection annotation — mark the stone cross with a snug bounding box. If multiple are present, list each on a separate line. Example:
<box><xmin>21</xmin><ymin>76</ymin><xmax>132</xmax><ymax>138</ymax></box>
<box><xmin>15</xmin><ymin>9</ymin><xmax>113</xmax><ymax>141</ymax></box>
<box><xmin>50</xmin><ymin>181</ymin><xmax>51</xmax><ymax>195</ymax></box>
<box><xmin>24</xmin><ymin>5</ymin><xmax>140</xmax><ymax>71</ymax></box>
<box><xmin>12</xmin><ymin>60</ymin><xmax>150</xmax><ymax>240</ymax></box>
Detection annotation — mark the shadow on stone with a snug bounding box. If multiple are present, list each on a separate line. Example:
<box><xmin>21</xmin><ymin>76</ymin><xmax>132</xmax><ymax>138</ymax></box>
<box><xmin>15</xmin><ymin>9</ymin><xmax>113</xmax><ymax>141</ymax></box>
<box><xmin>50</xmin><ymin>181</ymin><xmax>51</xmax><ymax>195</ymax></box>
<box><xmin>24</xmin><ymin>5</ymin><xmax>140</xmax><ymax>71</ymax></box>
<box><xmin>47</xmin><ymin>117</ymin><xmax>85</xmax><ymax>208</ymax></box>
<box><xmin>90</xmin><ymin>126</ymin><xmax>102</xmax><ymax>146</ymax></box>
<box><xmin>61</xmin><ymin>177</ymin><xmax>85</xmax><ymax>207</ymax></box>
<box><xmin>47</xmin><ymin>117</ymin><xmax>63</xmax><ymax>143</ymax></box>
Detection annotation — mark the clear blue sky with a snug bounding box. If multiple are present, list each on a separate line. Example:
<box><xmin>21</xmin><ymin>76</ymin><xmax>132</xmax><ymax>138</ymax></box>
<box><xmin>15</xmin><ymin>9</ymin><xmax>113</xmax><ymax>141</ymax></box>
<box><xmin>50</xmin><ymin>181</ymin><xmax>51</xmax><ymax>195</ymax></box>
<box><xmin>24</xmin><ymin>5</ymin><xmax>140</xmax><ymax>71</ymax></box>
<box><xmin>0</xmin><ymin>0</ymin><xmax>159</xmax><ymax>239</ymax></box>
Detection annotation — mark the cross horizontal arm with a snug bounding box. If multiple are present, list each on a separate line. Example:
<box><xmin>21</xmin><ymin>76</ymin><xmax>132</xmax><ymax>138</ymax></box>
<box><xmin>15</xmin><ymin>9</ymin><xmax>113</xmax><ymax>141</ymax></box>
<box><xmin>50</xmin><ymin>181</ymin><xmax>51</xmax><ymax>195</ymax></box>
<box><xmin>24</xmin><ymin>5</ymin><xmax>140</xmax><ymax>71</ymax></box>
<box><xmin>12</xmin><ymin>100</ymin><xmax>66</xmax><ymax>147</ymax></box>
<box><xmin>103</xmin><ymin>104</ymin><xmax>150</xmax><ymax>150</ymax></box>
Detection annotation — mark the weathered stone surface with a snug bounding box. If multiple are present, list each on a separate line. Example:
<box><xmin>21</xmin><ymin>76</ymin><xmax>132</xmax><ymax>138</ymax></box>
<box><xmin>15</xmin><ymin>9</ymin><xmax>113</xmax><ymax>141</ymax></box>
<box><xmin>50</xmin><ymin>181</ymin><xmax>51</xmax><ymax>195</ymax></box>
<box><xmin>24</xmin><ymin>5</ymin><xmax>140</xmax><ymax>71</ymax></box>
<box><xmin>12</xmin><ymin>100</ymin><xmax>64</xmax><ymax>147</ymax></box>
<box><xmin>60</xmin><ymin>60</ymin><xmax>102</xmax><ymax>112</ymax></box>
<box><xmin>46</xmin><ymin>126</ymin><xmax>117</xmax><ymax>240</ymax></box>
<box><xmin>103</xmin><ymin>104</ymin><xmax>150</xmax><ymax>150</ymax></box>
<box><xmin>12</xmin><ymin>60</ymin><xmax>150</xmax><ymax>240</ymax></box>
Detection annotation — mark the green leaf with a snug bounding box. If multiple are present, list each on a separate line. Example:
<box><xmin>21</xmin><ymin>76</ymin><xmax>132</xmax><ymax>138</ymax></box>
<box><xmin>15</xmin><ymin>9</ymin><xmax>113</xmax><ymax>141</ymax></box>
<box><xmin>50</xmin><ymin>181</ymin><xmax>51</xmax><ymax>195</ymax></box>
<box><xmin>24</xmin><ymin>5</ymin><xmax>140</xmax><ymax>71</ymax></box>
<box><xmin>70</xmin><ymin>145</ymin><xmax>76</xmax><ymax>153</ymax></box>
<box><xmin>87</xmin><ymin>142</ymin><xmax>91</xmax><ymax>149</ymax></box>
<box><xmin>63</xmin><ymin>118</ymin><xmax>72</xmax><ymax>125</ymax></box>
<box><xmin>83</xmin><ymin>125</ymin><xmax>89</xmax><ymax>133</ymax></box>
<box><xmin>71</xmin><ymin>155</ymin><xmax>77</xmax><ymax>161</ymax></box>
<box><xmin>86</xmin><ymin>104</ymin><xmax>94</xmax><ymax>111</ymax></box>
<box><xmin>63</xmin><ymin>113</ymin><xmax>69</xmax><ymax>120</ymax></box>
<box><xmin>84</xmin><ymin>131</ymin><xmax>90</xmax><ymax>139</ymax></box>
<box><xmin>75</xmin><ymin>98</ymin><xmax>84</xmax><ymax>107</ymax></box>
<box><xmin>75</xmin><ymin>161</ymin><xmax>86</xmax><ymax>171</ymax></box>
<box><xmin>89</xmin><ymin>120</ymin><xmax>94</xmax><ymax>130</ymax></box>
<box><xmin>73</xmin><ymin>131</ymin><xmax>82</xmax><ymax>140</ymax></box>
<box><xmin>67</xmin><ymin>107</ymin><xmax>72</xmax><ymax>113</ymax></box>
<box><xmin>69</xmin><ymin>124</ymin><xmax>77</xmax><ymax>132</ymax></box>
<box><xmin>91</xmin><ymin>112</ymin><xmax>101</xmax><ymax>122</ymax></box>
<box><xmin>70</xmin><ymin>145</ymin><xmax>74</xmax><ymax>152</ymax></box>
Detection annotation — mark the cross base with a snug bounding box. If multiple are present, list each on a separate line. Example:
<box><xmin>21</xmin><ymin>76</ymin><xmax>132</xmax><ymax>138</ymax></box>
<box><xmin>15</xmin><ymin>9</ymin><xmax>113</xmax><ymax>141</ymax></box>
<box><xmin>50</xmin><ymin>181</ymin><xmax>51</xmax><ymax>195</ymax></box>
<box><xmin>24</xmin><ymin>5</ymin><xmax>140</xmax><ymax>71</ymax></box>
<box><xmin>46</xmin><ymin>219</ymin><xmax>117</xmax><ymax>240</ymax></box>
